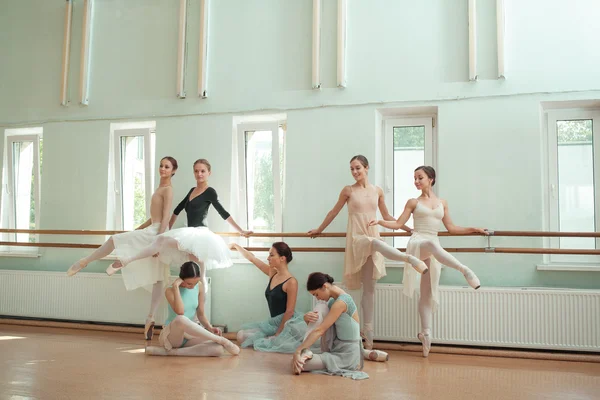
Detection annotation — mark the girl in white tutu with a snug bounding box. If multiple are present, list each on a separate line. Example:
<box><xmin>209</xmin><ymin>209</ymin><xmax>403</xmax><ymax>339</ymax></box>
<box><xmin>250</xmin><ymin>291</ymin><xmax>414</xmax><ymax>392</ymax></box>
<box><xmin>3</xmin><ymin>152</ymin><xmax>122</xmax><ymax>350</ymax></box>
<box><xmin>145</xmin><ymin>261</ymin><xmax>240</xmax><ymax>357</ymax></box>
<box><xmin>66</xmin><ymin>156</ymin><xmax>178</xmax><ymax>339</ymax></box>
<box><xmin>369</xmin><ymin>166</ymin><xmax>487</xmax><ymax>357</ymax></box>
<box><xmin>308</xmin><ymin>155</ymin><xmax>426</xmax><ymax>349</ymax></box>
<box><xmin>111</xmin><ymin>158</ymin><xmax>251</xmax><ymax>280</ymax></box>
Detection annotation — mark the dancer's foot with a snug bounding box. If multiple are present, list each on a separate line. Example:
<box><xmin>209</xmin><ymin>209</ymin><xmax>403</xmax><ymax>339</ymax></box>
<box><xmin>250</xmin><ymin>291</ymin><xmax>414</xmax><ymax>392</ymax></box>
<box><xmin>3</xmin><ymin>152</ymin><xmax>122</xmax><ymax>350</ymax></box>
<box><xmin>67</xmin><ymin>260</ymin><xmax>87</xmax><ymax>277</ymax></box>
<box><xmin>144</xmin><ymin>317</ymin><xmax>155</xmax><ymax>340</ymax></box>
<box><xmin>417</xmin><ymin>331</ymin><xmax>432</xmax><ymax>358</ymax></box>
<box><xmin>464</xmin><ymin>270</ymin><xmax>481</xmax><ymax>290</ymax></box>
<box><xmin>145</xmin><ymin>345</ymin><xmax>168</xmax><ymax>356</ymax></box>
<box><xmin>106</xmin><ymin>261</ymin><xmax>123</xmax><ymax>276</ymax></box>
<box><xmin>361</xmin><ymin>325</ymin><xmax>374</xmax><ymax>350</ymax></box>
<box><xmin>408</xmin><ymin>255</ymin><xmax>428</xmax><ymax>274</ymax></box>
<box><xmin>220</xmin><ymin>339</ymin><xmax>240</xmax><ymax>356</ymax></box>
<box><xmin>365</xmin><ymin>349</ymin><xmax>389</xmax><ymax>362</ymax></box>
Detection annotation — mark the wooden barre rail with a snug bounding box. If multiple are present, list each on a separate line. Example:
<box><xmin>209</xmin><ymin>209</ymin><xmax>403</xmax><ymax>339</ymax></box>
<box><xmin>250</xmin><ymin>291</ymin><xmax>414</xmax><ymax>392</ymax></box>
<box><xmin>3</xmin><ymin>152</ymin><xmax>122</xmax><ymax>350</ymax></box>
<box><xmin>2</xmin><ymin>241</ymin><xmax>600</xmax><ymax>255</ymax></box>
<box><xmin>1</xmin><ymin>229</ymin><xmax>600</xmax><ymax>238</ymax></box>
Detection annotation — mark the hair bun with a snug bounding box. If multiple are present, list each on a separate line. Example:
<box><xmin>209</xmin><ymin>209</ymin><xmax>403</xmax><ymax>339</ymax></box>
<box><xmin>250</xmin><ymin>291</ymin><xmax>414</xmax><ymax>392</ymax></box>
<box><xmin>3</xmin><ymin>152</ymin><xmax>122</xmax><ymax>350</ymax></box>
<box><xmin>326</xmin><ymin>274</ymin><xmax>334</xmax><ymax>284</ymax></box>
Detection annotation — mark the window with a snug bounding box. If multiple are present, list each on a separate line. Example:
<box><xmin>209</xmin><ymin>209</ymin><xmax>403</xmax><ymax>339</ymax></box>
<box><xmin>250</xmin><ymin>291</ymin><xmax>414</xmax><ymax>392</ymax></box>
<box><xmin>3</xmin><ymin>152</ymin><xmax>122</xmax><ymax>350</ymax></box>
<box><xmin>545</xmin><ymin>110</ymin><xmax>600</xmax><ymax>266</ymax></box>
<box><xmin>236</xmin><ymin>122</ymin><xmax>286</xmax><ymax>247</ymax></box>
<box><xmin>1</xmin><ymin>127</ymin><xmax>43</xmax><ymax>251</ymax></box>
<box><xmin>108</xmin><ymin>123</ymin><xmax>155</xmax><ymax>231</ymax></box>
<box><xmin>384</xmin><ymin>117</ymin><xmax>435</xmax><ymax>249</ymax></box>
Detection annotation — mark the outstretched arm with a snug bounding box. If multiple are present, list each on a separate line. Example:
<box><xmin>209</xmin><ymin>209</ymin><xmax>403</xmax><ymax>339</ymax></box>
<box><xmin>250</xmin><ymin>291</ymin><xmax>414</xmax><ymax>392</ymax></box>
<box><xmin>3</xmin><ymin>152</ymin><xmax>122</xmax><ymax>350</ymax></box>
<box><xmin>441</xmin><ymin>200</ymin><xmax>488</xmax><ymax>235</ymax></box>
<box><xmin>308</xmin><ymin>187</ymin><xmax>351</xmax><ymax>237</ymax></box>
<box><xmin>377</xmin><ymin>186</ymin><xmax>412</xmax><ymax>233</ymax></box>
<box><xmin>229</xmin><ymin>243</ymin><xmax>271</xmax><ymax>276</ymax></box>
<box><xmin>370</xmin><ymin>199</ymin><xmax>417</xmax><ymax>230</ymax></box>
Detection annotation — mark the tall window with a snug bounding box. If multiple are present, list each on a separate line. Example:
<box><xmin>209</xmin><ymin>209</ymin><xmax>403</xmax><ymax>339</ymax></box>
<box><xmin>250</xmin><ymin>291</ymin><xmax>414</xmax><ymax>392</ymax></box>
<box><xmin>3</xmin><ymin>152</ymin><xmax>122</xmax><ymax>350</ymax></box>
<box><xmin>236</xmin><ymin>122</ymin><xmax>285</xmax><ymax>247</ymax></box>
<box><xmin>546</xmin><ymin>110</ymin><xmax>599</xmax><ymax>265</ymax></box>
<box><xmin>1</xmin><ymin>128</ymin><xmax>43</xmax><ymax>250</ymax></box>
<box><xmin>109</xmin><ymin>123</ymin><xmax>155</xmax><ymax>231</ymax></box>
<box><xmin>384</xmin><ymin>117</ymin><xmax>435</xmax><ymax>249</ymax></box>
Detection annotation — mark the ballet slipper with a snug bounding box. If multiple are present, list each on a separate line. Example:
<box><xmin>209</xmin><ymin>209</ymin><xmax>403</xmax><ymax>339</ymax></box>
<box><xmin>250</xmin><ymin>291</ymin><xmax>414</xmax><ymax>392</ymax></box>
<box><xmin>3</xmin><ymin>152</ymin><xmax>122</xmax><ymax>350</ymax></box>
<box><xmin>366</xmin><ymin>349</ymin><xmax>389</xmax><ymax>362</ymax></box>
<box><xmin>417</xmin><ymin>331</ymin><xmax>432</xmax><ymax>358</ymax></box>
<box><xmin>464</xmin><ymin>270</ymin><xmax>481</xmax><ymax>290</ymax></box>
<box><xmin>105</xmin><ymin>262</ymin><xmax>123</xmax><ymax>276</ymax></box>
<box><xmin>220</xmin><ymin>339</ymin><xmax>240</xmax><ymax>355</ymax></box>
<box><xmin>144</xmin><ymin>318</ymin><xmax>155</xmax><ymax>340</ymax></box>
<box><xmin>408</xmin><ymin>255</ymin><xmax>429</xmax><ymax>275</ymax></box>
<box><xmin>67</xmin><ymin>260</ymin><xmax>87</xmax><ymax>277</ymax></box>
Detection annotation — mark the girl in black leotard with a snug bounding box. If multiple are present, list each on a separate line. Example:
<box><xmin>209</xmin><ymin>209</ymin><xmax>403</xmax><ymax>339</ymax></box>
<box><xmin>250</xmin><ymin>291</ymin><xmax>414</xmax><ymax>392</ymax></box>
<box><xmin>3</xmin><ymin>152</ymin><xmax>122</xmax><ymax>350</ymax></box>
<box><xmin>111</xmin><ymin>159</ymin><xmax>251</xmax><ymax>337</ymax></box>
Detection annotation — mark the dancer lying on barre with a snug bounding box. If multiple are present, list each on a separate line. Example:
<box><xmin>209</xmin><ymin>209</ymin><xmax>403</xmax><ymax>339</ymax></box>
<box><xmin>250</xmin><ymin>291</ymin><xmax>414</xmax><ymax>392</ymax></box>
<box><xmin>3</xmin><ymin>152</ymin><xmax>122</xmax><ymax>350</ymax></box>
<box><xmin>145</xmin><ymin>261</ymin><xmax>240</xmax><ymax>357</ymax></box>
<box><xmin>369</xmin><ymin>165</ymin><xmax>488</xmax><ymax>357</ymax></box>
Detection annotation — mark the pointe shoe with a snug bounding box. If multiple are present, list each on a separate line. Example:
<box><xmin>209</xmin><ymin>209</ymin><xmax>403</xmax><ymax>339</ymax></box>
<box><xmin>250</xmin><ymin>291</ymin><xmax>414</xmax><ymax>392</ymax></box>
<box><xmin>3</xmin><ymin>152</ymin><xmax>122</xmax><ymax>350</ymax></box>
<box><xmin>144</xmin><ymin>318</ymin><xmax>155</xmax><ymax>340</ymax></box>
<box><xmin>417</xmin><ymin>331</ymin><xmax>432</xmax><ymax>358</ymax></box>
<box><xmin>67</xmin><ymin>260</ymin><xmax>87</xmax><ymax>277</ymax></box>
<box><xmin>221</xmin><ymin>339</ymin><xmax>240</xmax><ymax>356</ymax></box>
<box><xmin>105</xmin><ymin>262</ymin><xmax>123</xmax><ymax>276</ymax></box>
<box><xmin>361</xmin><ymin>329</ymin><xmax>374</xmax><ymax>350</ymax></box>
<box><xmin>300</xmin><ymin>348</ymin><xmax>313</xmax><ymax>362</ymax></box>
<box><xmin>408</xmin><ymin>256</ymin><xmax>428</xmax><ymax>274</ymax></box>
<box><xmin>366</xmin><ymin>350</ymin><xmax>389</xmax><ymax>362</ymax></box>
<box><xmin>464</xmin><ymin>270</ymin><xmax>481</xmax><ymax>290</ymax></box>
<box><xmin>145</xmin><ymin>345</ymin><xmax>168</xmax><ymax>356</ymax></box>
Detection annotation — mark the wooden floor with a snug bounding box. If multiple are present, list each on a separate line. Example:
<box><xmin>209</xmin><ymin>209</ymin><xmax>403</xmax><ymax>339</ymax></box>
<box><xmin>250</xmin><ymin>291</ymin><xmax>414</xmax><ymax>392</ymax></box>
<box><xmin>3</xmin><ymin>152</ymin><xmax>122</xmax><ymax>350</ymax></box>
<box><xmin>1</xmin><ymin>324</ymin><xmax>599</xmax><ymax>400</ymax></box>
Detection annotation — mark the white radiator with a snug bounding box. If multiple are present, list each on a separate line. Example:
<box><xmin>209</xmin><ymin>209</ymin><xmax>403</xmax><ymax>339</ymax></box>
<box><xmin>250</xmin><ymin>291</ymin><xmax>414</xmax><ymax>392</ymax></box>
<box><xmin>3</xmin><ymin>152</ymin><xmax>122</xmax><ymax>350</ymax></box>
<box><xmin>0</xmin><ymin>270</ymin><xmax>211</xmax><ymax>325</ymax></box>
<box><xmin>315</xmin><ymin>284</ymin><xmax>600</xmax><ymax>352</ymax></box>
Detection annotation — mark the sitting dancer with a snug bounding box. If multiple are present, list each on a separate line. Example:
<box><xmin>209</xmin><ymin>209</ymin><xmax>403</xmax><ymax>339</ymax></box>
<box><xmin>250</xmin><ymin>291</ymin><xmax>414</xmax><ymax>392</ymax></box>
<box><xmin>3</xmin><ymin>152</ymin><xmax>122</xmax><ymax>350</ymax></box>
<box><xmin>66</xmin><ymin>156</ymin><xmax>178</xmax><ymax>340</ymax></box>
<box><xmin>232</xmin><ymin>242</ymin><xmax>321</xmax><ymax>354</ymax></box>
<box><xmin>369</xmin><ymin>165</ymin><xmax>487</xmax><ymax>357</ymax></box>
<box><xmin>146</xmin><ymin>261</ymin><xmax>240</xmax><ymax>357</ymax></box>
<box><xmin>308</xmin><ymin>155</ymin><xmax>426</xmax><ymax>349</ymax></box>
<box><xmin>292</xmin><ymin>273</ymin><xmax>369</xmax><ymax>380</ymax></box>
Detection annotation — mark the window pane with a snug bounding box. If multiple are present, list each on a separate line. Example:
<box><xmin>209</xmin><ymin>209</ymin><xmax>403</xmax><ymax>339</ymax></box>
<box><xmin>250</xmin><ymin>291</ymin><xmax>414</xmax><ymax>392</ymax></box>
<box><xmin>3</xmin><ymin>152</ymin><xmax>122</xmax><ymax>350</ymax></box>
<box><xmin>393</xmin><ymin>126</ymin><xmax>425</xmax><ymax>248</ymax></box>
<box><xmin>245</xmin><ymin>130</ymin><xmax>274</xmax><ymax>246</ymax></box>
<box><xmin>556</xmin><ymin>120</ymin><xmax>595</xmax><ymax>249</ymax></box>
<box><xmin>12</xmin><ymin>141</ymin><xmax>34</xmax><ymax>243</ymax></box>
<box><xmin>120</xmin><ymin>136</ymin><xmax>146</xmax><ymax>230</ymax></box>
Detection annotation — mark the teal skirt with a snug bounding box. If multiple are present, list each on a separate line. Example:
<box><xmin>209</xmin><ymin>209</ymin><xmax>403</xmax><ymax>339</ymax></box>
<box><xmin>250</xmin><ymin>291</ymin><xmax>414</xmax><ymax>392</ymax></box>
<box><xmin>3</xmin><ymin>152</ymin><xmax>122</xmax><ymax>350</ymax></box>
<box><xmin>241</xmin><ymin>312</ymin><xmax>315</xmax><ymax>354</ymax></box>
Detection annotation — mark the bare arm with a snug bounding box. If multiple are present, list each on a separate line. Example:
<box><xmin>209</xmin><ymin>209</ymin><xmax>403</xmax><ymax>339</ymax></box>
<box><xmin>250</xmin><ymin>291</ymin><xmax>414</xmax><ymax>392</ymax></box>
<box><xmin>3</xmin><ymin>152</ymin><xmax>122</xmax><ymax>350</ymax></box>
<box><xmin>168</xmin><ymin>213</ymin><xmax>178</xmax><ymax>229</ymax></box>
<box><xmin>377</xmin><ymin>186</ymin><xmax>412</xmax><ymax>232</ymax></box>
<box><xmin>441</xmin><ymin>200</ymin><xmax>488</xmax><ymax>235</ymax></box>
<box><xmin>274</xmin><ymin>278</ymin><xmax>298</xmax><ymax>336</ymax></box>
<box><xmin>195</xmin><ymin>282</ymin><xmax>214</xmax><ymax>332</ymax></box>
<box><xmin>225</xmin><ymin>216</ymin><xmax>252</xmax><ymax>237</ymax></box>
<box><xmin>165</xmin><ymin>280</ymin><xmax>185</xmax><ymax>315</ymax></box>
<box><xmin>308</xmin><ymin>187</ymin><xmax>351</xmax><ymax>236</ymax></box>
<box><xmin>229</xmin><ymin>243</ymin><xmax>271</xmax><ymax>276</ymax></box>
<box><xmin>158</xmin><ymin>188</ymin><xmax>173</xmax><ymax>234</ymax></box>
<box><xmin>294</xmin><ymin>300</ymin><xmax>346</xmax><ymax>353</ymax></box>
<box><xmin>370</xmin><ymin>199</ymin><xmax>417</xmax><ymax>230</ymax></box>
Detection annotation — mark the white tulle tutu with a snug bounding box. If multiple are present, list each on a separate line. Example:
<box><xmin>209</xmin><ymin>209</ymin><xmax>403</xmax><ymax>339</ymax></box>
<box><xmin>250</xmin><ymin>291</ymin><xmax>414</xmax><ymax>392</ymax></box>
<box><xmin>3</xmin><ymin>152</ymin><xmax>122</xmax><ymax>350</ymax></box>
<box><xmin>157</xmin><ymin>227</ymin><xmax>232</xmax><ymax>270</ymax></box>
<box><xmin>112</xmin><ymin>223</ymin><xmax>170</xmax><ymax>291</ymax></box>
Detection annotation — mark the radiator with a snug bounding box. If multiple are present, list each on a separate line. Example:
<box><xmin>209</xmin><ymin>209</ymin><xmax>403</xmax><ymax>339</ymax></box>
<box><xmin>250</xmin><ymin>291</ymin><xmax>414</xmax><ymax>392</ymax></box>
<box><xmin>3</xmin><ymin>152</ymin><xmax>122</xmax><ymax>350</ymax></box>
<box><xmin>315</xmin><ymin>284</ymin><xmax>600</xmax><ymax>352</ymax></box>
<box><xmin>0</xmin><ymin>270</ymin><xmax>211</xmax><ymax>325</ymax></box>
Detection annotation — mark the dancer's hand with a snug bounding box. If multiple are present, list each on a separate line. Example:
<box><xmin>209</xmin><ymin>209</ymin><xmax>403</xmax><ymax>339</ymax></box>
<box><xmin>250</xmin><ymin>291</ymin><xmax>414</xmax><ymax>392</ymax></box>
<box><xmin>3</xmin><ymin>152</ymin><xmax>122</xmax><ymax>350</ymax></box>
<box><xmin>304</xmin><ymin>312</ymin><xmax>319</xmax><ymax>324</ymax></box>
<box><xmin>292</xmin><ymin>352</ymin><xmax>304</xmax><ymax>375</ymax></box>
<box><xmin>368</xmin><ymin>219</ymin><xmax>380</xmax><ymax>227</ymax></box>
<box><xmin>307</xmin><ymin>229</ymin><xmax>321</xmax><ymax>238</ymax></box>
<box><xmin>240</xmin><ymin>230</ymin><xmax>253</xmax><ymax>238</ymax></box>
<box><xmin>152</xmin><ymin>252</ymin><xmax>160</xmax><ymax>258</ymax></box>
<box><xmin>474</xmin><ymin>228</ymin><xmax>489</xmax><ymax>235</ymax></box>
<box><xmin>173</xmin><ymin>278</ymin><xmax>183</xmax><ymax>288</ymax></box>
<box><xmin>211</xmin><ymin>327</ymin><xmax>222</xmax><ymax>336</ymax></box>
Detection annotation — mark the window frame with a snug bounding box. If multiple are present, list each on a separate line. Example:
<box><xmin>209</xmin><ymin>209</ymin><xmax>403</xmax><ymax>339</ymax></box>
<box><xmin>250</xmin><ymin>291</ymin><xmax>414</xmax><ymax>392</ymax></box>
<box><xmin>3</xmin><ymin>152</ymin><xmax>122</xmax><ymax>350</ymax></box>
<box><xmin>1</xmin><ymin>129</ymin><xmax>43</xmax><ymax>254</ymax></box>
<box><xmin>542</xmin><ymin>109</ymin><xmax>600</xmax><ymax>268</ymax></box>
<box><xmin>235</xmin><ymin>121</ymin><xmax>284</xmax><ymax>247</ymax></box>
<box><xmin>113</xmin><ymin>128</ymin><xmax>154</xmax><ymax>231</ymax></box>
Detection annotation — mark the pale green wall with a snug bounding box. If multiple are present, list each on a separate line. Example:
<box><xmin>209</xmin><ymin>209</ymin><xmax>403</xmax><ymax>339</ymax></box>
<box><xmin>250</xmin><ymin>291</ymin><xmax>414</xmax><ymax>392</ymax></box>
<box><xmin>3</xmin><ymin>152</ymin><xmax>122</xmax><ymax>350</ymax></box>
<box><xmin>1</xmin><ymin>0</ymin><xmax>599</xmax><ymax>329</ymax></box>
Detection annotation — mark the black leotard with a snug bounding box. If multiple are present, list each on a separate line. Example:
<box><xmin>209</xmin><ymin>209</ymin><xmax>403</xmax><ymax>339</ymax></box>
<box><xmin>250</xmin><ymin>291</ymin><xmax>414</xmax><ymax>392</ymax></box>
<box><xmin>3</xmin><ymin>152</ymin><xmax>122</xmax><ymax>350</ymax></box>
<box><xmin>173</xmin><ymin>187</ymin><xmax>230</xmax><ymax>227</ymax></box>
<box><xmin>265</xmin><ymin>276</ymin><xmax>292</xmax><ymax>317</ymax></box>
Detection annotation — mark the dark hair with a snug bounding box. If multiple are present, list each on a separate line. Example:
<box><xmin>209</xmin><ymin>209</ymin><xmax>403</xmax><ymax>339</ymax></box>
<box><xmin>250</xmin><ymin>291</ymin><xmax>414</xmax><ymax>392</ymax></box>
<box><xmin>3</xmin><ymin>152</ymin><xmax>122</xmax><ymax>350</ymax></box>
<box><xmin>306</xmin><ymin>272</ymin><xmax>334</xmax><ymax>291</ymax></box>
<box><xmin>350</xmin><ymin>155</ymin><xmax>369</xmax><ymax>169</ymax></box>
<box><xmin>193</xmin><ymin>158</ymin><xmax>211</xmax><ymax>172</ymax></box>
<box><xmin>179</xmin><ymin>261</ymin><xmax>201</xmax><ymax>279</ymax></box>
<box><xmin>161</xmin><ymin>156</ymin><xmax>178</xmax><ymax>176</ymax></box>
<box><xmin>272</xmin><ymin>242</ymin><xmax>293</xmax><ymax>263</ymax></box>
<box><xmin>415</xmin><ymin>165</ymin><xmax>436</xmax><ymax>186</ymax></box>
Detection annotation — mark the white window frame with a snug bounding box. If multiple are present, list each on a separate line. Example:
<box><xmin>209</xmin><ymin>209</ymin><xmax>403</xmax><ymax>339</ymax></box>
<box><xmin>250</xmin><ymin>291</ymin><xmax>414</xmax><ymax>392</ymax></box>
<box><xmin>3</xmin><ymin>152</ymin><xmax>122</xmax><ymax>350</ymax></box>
<box><xmin>1</xmin><ymin>128</ymin><xmax>43</xmax><ymax>256</ymax></box>
<box><xmin>540</xmin><ymin>109</ymin><xmax>600</xmax><ymax>270</ymax></box>
<box><xmin>382</xmin><ymin>116</ymin><xmax>436</xmax><ymax>262</ymax></box>
<box><xmin>236</xmin><ymin>121</ymin><xmax>284</xmax><ymax>247</ymax></box>
<box><xmin>112</xmin><ymin>128</ymin><xmax>154</xmax><ymax>231</ymax></box>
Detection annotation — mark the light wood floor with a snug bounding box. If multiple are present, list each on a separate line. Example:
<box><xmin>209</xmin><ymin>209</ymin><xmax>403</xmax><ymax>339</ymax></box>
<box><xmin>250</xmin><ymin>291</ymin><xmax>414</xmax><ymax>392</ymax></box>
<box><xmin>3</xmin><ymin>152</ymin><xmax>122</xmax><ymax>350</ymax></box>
<box><xmin>1</xmin><ymin>324</ymin><xmax>599</xmax><ymax>400</ymax></box>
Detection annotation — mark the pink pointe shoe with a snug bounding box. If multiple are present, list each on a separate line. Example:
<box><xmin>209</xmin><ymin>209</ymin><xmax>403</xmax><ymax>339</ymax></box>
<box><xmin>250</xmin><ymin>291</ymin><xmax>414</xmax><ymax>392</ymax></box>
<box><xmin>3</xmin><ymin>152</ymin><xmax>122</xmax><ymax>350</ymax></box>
<box><xmin>407</xmin><ymin>255</ymin><xmax>428</xmax><ymax>275</ymax></box>
<box><xmin>464</xmin><ymin>270</ymin><xmax>481</xmax><ymax>290</ymax></box>
<box><xmin>105</xmin><ymin>260</ymin><xmax>123</xmax><ymax>276</ymax></box>
<box><xmin>417</xmin><ymin>331</ymin><xmax>432</xmax><ymax>358</ymax></box>
<box><xmin>67</xmin><ymin>260</ymin><xmax>87</xmax><ymax>277</ymax></box>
